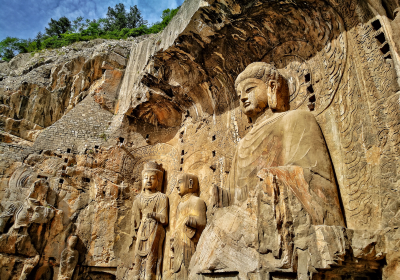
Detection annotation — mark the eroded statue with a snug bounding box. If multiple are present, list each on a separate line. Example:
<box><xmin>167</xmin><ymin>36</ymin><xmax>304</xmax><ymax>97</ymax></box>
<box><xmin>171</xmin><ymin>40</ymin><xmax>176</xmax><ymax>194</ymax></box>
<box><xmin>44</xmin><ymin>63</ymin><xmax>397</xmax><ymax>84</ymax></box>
<box><xmin>228</xmin><ymin>62</ymin><xmax>346</xmax><ymax>267</ymax></box>
<box><xmin>19</xmin><ymin>255</ymin><xmax>40</xmax><ymax>280</ymax></box>
<box><xmin>0</xmin><ymin>179</ymin><xmax>55</xmax><ymax>235</ymax></box>
<box><xmin>171</xmin><ymin>173</ymin><xmax>206</xmax><ymax>280</ymax></box>
<box><xmin>58</xmin><ymin>235</ymin><xmax>79</xmax><ymax>280</ymax></box>
<box><xmin>0</xmin><ymin>179</ymin><xmax>58</xmax><ymax>257</ymax></box>
<box><xmin>132</xmin><ymin>161</ymin><xmax>168</xmax><ymax>280</ymax></box>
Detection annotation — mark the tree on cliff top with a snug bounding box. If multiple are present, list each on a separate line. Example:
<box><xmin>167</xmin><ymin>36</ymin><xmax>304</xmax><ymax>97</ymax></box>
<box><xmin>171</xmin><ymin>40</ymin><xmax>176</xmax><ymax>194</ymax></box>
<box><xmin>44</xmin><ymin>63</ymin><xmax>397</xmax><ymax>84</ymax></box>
<box><xmin>103</xmin><ymin>3</ymin><xmax>147</xmax><ymax>32</ymax></box>
<box><xmin>45</xmin><ymin>17</ymin><xmax>72</xmax><ymax>37</ymax></box>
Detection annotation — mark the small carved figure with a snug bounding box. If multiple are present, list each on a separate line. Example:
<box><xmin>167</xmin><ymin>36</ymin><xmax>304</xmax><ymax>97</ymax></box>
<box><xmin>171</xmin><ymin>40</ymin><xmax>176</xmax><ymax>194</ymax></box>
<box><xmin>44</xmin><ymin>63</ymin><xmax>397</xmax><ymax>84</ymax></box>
<box><xmin>19</xmin><ymin>255</ymin><xmax>40</xmax><ymax>280</ymax></box>
<box><xmin>171</xmin><ymin>173</ymin><xmax>206</xmax><ymax>280</ymax></box>
<box><xmin>34</xmin><ymin>257</ymin><xmax>56</xmax><ymax>280</ymax></box>
<box><xmin>58</xmin><ymin>235</ymin><xmax>79</xmax><ymax>280</ymax></box>
<box><xmin>0</xmin><ymin>179</ymin><xmax>55</xmax><ymax>235</ymax></box>
<box><xmin>132</xmin><ymin>161</ymin><xmax>168</xmax><ymax>280</ymax></box>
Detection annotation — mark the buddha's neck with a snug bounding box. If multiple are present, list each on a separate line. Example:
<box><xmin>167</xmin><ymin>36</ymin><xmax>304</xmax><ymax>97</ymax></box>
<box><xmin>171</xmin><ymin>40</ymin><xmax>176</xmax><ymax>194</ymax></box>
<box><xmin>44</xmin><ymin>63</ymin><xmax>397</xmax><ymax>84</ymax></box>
<box><xmin>180</xmin><ymin>193</ymin><xmax>193</xmax><ymax>202</ymax></box>
<box><xmin>144</xmin><ymin>189</ymin><xmax>157</xmax><ymax>195</ymax></box>
<box><xmin>251</xmin><ymin>109</ymin><xmax>274</xmax><ymax>125</ymax></box>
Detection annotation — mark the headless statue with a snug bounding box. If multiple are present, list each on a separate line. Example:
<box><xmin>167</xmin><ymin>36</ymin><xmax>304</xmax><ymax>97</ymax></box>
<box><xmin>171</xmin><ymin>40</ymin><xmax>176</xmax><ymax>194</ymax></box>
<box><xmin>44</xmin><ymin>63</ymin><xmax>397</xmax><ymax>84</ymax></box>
<box><xmin>132</xmin><ymin>161</ymin><xmax>168</xmax><ymax>280</ymax></box>
<box><xmin>58</xmin><ymin>235</ymin><xmax>79</xmax><ymax>280</ymax></box>
<box><xmin>171</xmin><ymin>173</ymin><xmax>206</xmax><ymax>280</ymax></box>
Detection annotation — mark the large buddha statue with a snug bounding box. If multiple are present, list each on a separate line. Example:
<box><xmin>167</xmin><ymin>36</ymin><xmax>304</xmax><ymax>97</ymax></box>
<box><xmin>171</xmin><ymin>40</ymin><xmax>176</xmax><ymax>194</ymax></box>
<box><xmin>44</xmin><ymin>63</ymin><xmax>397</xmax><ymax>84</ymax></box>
<box><xmin>227</xmin><ymin>62</ymin><xmax>345</xmax><ymax>262</ymax></box>
<box><xmin>132</xmin><ymin>161</ymin><xmax>168</xmax><ymax>280</ymax></box>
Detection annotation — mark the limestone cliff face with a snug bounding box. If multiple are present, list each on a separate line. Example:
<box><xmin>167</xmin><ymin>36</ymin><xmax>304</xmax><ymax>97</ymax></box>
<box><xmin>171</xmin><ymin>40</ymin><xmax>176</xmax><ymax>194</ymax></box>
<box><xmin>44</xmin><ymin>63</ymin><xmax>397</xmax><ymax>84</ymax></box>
<box><xmin>0</xmin><ymin>39</ymin><xmax>132</xmax><ymax>143</ymax></box>
<box><xmin>2</xmin><ymin>0</ymin><xmax>400</xmax><ymax>280</ymax></box>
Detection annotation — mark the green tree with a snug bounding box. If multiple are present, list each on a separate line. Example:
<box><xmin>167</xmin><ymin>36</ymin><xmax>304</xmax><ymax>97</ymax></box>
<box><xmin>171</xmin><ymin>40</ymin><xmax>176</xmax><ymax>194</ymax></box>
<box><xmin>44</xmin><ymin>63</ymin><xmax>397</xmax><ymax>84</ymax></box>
<box><xmin>0</xmin><ymin>37</ymin><xmax>20</xmax><ymax>61</ymax></box>
<box><xmin>126</xmin><ymin>5</ymin><xmax>147</xmax><ymax>29</ymax></box>
<box><xmin>72</xmin><ymin>16</ymin><xmax>85</xmax><ymax>33</ymax></box>
<box><xmin>45</xmin><ymin>16</ymin><xmax>72</xmax><ymax>37</ymax></box>
<box><xmin>35</xmin><ymin>32</ymin><xmax>44</xmax><ymax>49</ymax></box>
<box><xmin>103</xmin><ymin>3</ymin><xmax>146</xmax><ymax>31</ymax></box>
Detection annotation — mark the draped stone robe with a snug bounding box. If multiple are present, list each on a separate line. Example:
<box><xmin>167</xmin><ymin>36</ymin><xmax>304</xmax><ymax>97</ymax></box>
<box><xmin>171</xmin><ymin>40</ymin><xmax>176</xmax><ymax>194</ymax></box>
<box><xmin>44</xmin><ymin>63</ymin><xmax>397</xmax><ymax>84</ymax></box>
<box><xmin>132</xmin><ymin>192</ymin><xmax>168</xmax><ymax>280</ymax></box>
<box><xmin>227</xmin><ymin>110</ymin><xmax>345</xmax><ymax>227</ymax></box>
<box><xmin>172</xmin><ymin>195</ymin><xmax>206</xmax><ymax>280</ymax></box>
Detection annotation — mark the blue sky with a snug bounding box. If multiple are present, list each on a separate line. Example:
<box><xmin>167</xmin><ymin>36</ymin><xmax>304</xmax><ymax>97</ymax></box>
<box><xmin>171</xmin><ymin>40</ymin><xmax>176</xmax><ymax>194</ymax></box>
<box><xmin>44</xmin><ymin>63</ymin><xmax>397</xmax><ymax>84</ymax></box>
<box><xmin>0</xmin><ymin>0</ymin><xmax>184</xmax><ymax>41</ymax></box>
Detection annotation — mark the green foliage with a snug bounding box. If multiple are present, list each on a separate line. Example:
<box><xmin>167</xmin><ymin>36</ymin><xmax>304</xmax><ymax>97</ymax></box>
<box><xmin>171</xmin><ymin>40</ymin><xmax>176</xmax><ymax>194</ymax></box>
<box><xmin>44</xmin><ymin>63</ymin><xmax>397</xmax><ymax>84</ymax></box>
<box><xmin>0</xmin><ymin>4</ymin><xmax>180</xmax><ymax>61</ymax></box>
<box><xmin>45</xmin><ymin>17</ymin><xmax>72</xmax><ymax>37</ymax></box>
<box><xmin>103</xmin><ymin>3</ymin><xmax>147</xmax><ymax>32</ymax></box>
<box><xmin>0</xmin><ymin>37</ymin><xmax>26</xmax><ymax>61</ymax></box>
<box><xmin>99</xmin><ymin>133</ymin><xmax>108</xmax><ymax>141</ymax></box>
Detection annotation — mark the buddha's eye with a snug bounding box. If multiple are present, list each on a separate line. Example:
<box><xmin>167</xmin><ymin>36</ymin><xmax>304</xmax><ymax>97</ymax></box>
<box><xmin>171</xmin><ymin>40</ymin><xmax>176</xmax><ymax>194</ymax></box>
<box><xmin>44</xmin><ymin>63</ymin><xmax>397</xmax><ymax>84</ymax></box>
<box><xmin>246</xmin><ymin>86</ymin><xmax>255</xmax><ymax>93</ymax></box>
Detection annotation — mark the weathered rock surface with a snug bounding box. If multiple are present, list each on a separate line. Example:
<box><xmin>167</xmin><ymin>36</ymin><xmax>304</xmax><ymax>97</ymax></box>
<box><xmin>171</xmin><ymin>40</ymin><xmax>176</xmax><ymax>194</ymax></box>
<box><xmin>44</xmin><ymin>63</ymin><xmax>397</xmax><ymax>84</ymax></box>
<box><xmin>2</xmin><ymin>0</ymin><xmax>400</xmax><ymax>279</ymax></box>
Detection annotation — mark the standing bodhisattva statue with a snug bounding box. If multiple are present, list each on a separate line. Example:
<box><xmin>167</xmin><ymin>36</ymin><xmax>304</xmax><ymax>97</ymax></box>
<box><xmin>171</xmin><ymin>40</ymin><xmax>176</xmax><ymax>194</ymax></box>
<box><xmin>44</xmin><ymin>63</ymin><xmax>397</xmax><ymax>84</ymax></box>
<box><xmin>132</xmin><ymin>161</ymin><xmax>168</xmax><ymax>280</ymax></box>
<box><xmin>171</xmin><ymin>173</ymin><xmax>206</xmax><ymax>280</ymax></box>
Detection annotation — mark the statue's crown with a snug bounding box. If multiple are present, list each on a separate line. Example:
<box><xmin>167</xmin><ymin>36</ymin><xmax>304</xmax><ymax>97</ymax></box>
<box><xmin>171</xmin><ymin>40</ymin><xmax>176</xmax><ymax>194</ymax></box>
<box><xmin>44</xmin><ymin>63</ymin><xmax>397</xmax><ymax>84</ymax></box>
<box><xmin>143</xmin><ymin>161</ymin><xmax>163</xmax><ymax>173</ymax></box>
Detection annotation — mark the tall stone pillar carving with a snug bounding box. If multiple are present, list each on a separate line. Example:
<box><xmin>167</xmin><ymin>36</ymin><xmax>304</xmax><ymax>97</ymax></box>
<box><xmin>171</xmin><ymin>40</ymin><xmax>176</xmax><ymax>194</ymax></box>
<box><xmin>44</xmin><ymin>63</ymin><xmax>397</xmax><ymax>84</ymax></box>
<box><xmin>171</xmin><ymin>173</ymin><xmax>206</xmax><ymax>280</ymax></box>
<box><xmin>131</xmin><ymin>161</ymin><xmax>168</xmax><ymax>280</ymax></box>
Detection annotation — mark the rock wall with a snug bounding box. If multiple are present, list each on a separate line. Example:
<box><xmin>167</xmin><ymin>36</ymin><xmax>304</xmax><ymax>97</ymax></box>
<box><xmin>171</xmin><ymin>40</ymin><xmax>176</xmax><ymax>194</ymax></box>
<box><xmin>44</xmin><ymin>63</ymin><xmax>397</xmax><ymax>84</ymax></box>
<box><xmin>1</xmin><ymin>0</ymin><xmax>400</xmax><ymax>279</ymax></box>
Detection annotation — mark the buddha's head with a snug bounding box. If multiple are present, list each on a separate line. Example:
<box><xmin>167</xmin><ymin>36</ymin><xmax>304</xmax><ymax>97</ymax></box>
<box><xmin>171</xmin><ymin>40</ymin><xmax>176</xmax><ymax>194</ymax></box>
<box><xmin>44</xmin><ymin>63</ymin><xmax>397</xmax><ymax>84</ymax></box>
<box><xmin>176</xmin><ymin>173</ymin><xmax>199</xmax><ymax>197</ymax></box>
<box><xmin>142</xmin><ymin>161</ymin><xmax>164</xmax><ymax>193</ymax></box>
<box><xmin>67</xmin><ymin>235</ymin><xmax>78</xmax><ymax>249</ymax></box>
<box><xmin>235</xmin><ymin>62</ymin><xmax>289</xmax><ymax>120</ymax></box>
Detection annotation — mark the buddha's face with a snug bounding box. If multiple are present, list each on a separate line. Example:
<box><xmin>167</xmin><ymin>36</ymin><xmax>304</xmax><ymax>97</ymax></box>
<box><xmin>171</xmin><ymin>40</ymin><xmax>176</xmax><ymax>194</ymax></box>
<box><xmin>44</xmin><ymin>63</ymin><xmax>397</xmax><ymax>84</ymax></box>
<box><xmin>177</xmin><ymin>175</ymin><xmax>191</xmax><ymax>197</ymax></box>
<box><xmin>237</xmin><ymin>78</ymin><xmax>273</xmax><ymax>118</ymax></box>
<box><xmin>143</xmin><ymin>171</ymin><xmax>160</xmax><ymax>192</ymax></box>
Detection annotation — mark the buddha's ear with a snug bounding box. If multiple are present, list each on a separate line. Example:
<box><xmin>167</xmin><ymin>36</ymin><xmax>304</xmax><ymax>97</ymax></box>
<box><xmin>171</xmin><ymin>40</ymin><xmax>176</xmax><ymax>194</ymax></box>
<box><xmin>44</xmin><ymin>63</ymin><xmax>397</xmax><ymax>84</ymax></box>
<box><xmin>189</xmin><ymin>179</ymin><xmax>193</xmax><ymax>189</ymax></box>
<box><xmin>267</xmin><ymin>80</ymin><xmax>278</xmax><ymax>110</ymax></box>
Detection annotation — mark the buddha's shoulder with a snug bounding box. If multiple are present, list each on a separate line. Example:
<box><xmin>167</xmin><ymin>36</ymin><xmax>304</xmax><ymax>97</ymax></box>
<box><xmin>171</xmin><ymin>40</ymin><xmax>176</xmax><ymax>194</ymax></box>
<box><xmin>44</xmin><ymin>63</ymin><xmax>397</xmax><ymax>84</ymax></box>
<box><xmin>158</xmin><ymin>192</ymin><xmax>168</xmax><ymax>199</ymax></box>
<box><xmin>189</xmin><ymin>195</ymin><xmax>205</xmax><ymax>204</ymax></box>
<box><xmin>282</xmin><ymin>109</ymin><xmax>316</xmax><ymax>120</ymax></box>
<box><xmin>280</xmin><ymin>110</ymin><xmax>318</xmax><ymax>126</ymax></box>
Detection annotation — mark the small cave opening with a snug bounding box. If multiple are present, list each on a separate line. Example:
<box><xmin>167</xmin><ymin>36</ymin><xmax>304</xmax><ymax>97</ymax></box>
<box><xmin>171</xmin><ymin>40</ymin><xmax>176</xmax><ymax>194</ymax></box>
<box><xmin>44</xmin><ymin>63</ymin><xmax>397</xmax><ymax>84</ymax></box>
<box><xmin>82</xmin><ymin>177</ymin><xmax>91</xmax><ymax>183</ymax></box>
<box><xmin>372</xmin><ymin>19</ymin><xmax>382</xmax><ymax>30</ymax></box>
<box><xmin>375</xmin><ymin>32</ymin><xmax>386</xmax><ymax>44</ymax></box>
<box><xmin>380</xmin><ymin>43</ymin><xmax>390</xmax><ymax>54</ymax></box>
<box><xmin>305</xmin><ymin>73</ymin><xmax>311</xmax><ymax>83</ymax></box>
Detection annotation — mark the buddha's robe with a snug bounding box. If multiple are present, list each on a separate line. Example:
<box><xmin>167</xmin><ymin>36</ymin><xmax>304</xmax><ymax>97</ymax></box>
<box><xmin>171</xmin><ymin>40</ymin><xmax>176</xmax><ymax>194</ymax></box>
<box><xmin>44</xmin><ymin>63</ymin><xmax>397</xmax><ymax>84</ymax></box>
<box><xmin>172</xmin><ymin>195</ymin><xmax>206</xmax><ymax>280</ymax></box>
<box><xmin>227</xmin><ymin>110</ymin><xmax>345</xmax><ymax>227</ymax></box>
<box><xmin>132</xmin><ymin>192</ymin><xmax>168</xmax><ymax>280</ymax></box>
